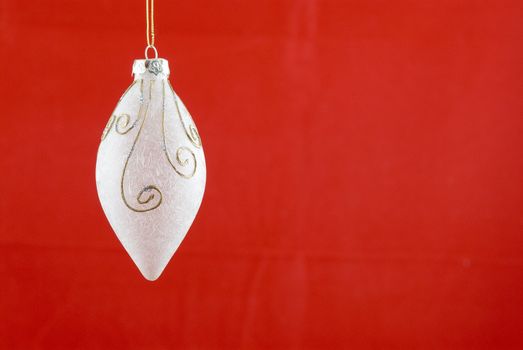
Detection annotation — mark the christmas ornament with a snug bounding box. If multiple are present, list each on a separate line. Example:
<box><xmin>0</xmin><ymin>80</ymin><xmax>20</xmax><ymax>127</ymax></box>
<box><xmin>95</xmin><ymin>0</ymin><xmax>205</xmax><ymax>280</ymax></box>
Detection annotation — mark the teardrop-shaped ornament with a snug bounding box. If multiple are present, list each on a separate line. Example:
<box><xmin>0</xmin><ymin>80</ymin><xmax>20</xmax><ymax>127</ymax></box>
<box><xmin>96</xmin><ymin>58</ymin><xmax>206</xmax><ymax>280</ymax></box>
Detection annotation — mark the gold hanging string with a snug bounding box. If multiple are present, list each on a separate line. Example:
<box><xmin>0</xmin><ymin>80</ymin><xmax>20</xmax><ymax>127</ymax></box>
<box><xmin>146</xmin><ymin>0</ymin><xmax>155</xmax><ymax>46</ymax></box>
<box><xmin>145</xmin><ymin>0</ymin><xmax>158</xmax><ymax>59</ymax></box>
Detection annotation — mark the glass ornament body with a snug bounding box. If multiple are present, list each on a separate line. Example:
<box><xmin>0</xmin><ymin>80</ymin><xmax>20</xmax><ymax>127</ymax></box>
<box><xmin>96</xmin><ymin>59</ymin><xmax>206</xmax><ymax>280</ymax></box>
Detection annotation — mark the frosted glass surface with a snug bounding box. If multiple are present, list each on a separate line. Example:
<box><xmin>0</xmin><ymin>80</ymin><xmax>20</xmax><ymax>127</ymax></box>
<box><xmin>96</xmin><ymin>59</ymin><xmax>206</xmax><ymax>280</ymax></box>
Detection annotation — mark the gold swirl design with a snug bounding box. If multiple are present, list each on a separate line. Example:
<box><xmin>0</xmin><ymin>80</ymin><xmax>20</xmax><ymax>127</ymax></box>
<box><xmin>137</xmin><ymin>186</ymin><xmax>160</xmax><ymax>204</ymax></box>
<box><xmin>172</xmin><ymin>147</ymin><xmax>197</xmax><ymax>179</ymax></box>
<box><xmin>162</xmin><ymin>81</ymin><xmax>197</xmax><ymax>179</ymax></box>
<box><xmin>100</xmin><ymin>80</ymin><xmax>138</xmax><ymax>141</ymax></box>
<box><xmin>120</xmin><ymin>79</ymin><xmax>163</xmax><ymax>213</ymax></box>
<box><xmin>115</xmin><ymin>113</ymin><xmax>136</xmax><ymax>134</ymax></box>
<box><xmin>168</xmin><ymin>81</ymin><xmax>202</xmax><ymax>148</ymax></box>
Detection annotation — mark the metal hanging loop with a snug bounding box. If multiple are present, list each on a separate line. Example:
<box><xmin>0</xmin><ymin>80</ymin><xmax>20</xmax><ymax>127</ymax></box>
<box><xmin>145</xmin><ymin>45</ymin><xmax>158</xmax><ymax>60</ymax></box>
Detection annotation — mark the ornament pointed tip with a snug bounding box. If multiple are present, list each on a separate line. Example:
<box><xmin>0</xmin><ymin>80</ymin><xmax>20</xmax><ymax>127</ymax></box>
<box><xmin>133</xmin><ymin>259</ymin><xmax>169</xmax><ymax>281</ymax></box>
<box><xmin>120</xmin><ymin>237</ymin><xmax>180</xmax><ymax>282</ymax></box>
<box><xmin>142</xmin><ymin>273</ymin><xmax>161</xmax><ymax>282</ymax></box>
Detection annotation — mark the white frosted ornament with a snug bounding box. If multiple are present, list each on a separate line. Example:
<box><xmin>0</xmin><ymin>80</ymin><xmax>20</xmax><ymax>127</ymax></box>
<box><xmin>96</xmin><ymin>58</ymin><xmax>206</xmax><ymax>280</ymax></box>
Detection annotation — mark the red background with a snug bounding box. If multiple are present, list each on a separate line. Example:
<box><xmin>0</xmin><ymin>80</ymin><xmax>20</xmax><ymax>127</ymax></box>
<box><xmin>1</xmin><ymin>0</ymin><xmax>522</xmax><ymax>349</ymax></box>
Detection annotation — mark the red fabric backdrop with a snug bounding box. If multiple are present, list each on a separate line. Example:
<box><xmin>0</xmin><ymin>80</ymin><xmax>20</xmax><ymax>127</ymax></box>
<box><xmin>1</xmin><ymin>0</ymin><xmax>522</xmax><ymax>349</ymax></box>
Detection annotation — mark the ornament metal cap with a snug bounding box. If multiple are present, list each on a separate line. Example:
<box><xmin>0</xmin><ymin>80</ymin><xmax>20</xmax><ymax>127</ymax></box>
<box><xmin>132</xmin><ymin>58</ymin><xmax>170</xmax><ymax>78</ymax></box>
